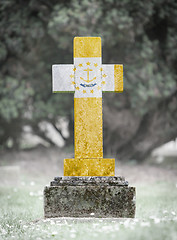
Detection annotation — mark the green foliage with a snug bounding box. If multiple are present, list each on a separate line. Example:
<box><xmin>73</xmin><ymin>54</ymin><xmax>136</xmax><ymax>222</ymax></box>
<box><xmin>0</xmin><ymin>0</ymin><xmax>176</xmax><ymax>148</ymax></box>
<box><xmin>0</xmin><ymin>77</ymin><xmax>34</xmax><ymax>121</ymax></box>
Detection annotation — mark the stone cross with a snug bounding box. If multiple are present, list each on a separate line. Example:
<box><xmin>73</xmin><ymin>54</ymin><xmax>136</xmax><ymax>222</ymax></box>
<box><xmin>52</xmin><ymin>37</ymin><xmax>123</xmax><ymax>176</ymax></box>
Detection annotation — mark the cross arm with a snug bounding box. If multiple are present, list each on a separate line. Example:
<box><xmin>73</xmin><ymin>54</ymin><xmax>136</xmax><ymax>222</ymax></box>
<box><xmin>52</xmin><ymin>64</ymin><xmax>75</xmax><ymax>93</ymax></box>
<box><xmin>102</xmin><ymin>64</ymin><xmax>123</xmax><ymax>93</ymax></box>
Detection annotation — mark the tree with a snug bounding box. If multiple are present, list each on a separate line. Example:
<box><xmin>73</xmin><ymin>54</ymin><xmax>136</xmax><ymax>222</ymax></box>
<box><xmin>0</xmin><ymin>0</ymin><xmax>176</xmax><ymax>161</ymax></box>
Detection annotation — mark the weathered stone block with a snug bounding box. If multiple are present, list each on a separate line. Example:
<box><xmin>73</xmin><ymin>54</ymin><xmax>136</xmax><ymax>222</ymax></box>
<box><xmin>44</xmin><ymin>177</ymin><xmax>136</xmax><ymax>218</ymax></box>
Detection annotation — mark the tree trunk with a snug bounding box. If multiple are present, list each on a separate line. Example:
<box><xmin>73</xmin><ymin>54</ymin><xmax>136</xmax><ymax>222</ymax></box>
<box><xmin>103</xmin><ymin>90</ymin><xmax>177</xmax><ymax>161</ymax></box>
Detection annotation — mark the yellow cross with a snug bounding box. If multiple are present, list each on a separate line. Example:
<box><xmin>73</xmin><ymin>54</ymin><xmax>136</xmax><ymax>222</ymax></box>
<box><xmin>53</xmin><ymin>37</ymin><xmax>123</xmax><ymax>176</ymax></box>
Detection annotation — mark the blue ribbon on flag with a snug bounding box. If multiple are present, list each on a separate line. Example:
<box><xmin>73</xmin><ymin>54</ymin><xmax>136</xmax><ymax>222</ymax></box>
<box><xmin>80</xmin><ymin>83</ymin><xmax>97</xmax><ymax>88</ymax></box>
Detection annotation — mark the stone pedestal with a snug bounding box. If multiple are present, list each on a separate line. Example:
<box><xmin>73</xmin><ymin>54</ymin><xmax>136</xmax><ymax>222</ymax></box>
<box><xmin>44</xmin><ymin>177</ymin><xmax>136</xmax><ymax>218</ymax></box>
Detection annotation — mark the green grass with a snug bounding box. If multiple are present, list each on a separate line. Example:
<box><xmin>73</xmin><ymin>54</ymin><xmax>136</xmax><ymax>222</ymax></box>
<box><xmin>0</xmin><ymin>180</ymin><xmax>177</xmax><ymax>240</ymax></box>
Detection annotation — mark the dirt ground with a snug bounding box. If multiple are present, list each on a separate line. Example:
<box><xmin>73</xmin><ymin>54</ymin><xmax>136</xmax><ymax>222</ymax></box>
<box><xmin>0</xmin><ymin>146</ymin><xmax>177</xmax><ymax>187</ymax></box>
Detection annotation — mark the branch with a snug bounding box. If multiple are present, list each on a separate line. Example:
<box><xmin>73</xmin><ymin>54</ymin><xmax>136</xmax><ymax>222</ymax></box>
<box><xmin>52</xmin><ymin>122</ymin><xmax>68</xmax><ymax>142</ymax></box>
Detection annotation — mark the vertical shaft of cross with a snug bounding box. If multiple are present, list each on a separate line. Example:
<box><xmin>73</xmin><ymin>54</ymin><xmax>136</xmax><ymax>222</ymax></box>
<box><xmin>74</xmin><ymin>37</ymin><xmax>103</xmax><ymax>159</ymax></box>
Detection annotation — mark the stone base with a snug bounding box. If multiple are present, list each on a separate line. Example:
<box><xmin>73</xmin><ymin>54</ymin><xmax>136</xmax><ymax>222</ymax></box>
<box><xmin>44</xmin><ymin>177</ymin><xmax>136</xmax><ymax>218</ymax></box>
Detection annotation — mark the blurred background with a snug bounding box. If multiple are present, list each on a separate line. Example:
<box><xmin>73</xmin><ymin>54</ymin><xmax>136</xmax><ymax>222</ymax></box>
<box><xmin>0</xmin><ymin>0</ymin><xmax>177</xmax><ymax>164</ymax></box>
<box><xmin>1</xmin><ymin>2</ymin><xmax>177</xmax><ymax>238</ymax></box>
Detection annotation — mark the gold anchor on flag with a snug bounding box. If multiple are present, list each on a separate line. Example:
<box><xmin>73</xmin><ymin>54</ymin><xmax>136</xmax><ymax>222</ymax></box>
<box><xmin>80</xmin><ymin>68</ymin><xmax>96</xmax><ymax>83</ymax></box>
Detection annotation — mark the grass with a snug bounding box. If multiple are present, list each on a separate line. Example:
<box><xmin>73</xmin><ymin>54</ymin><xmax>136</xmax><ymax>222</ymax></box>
<box><xmin>0</xmin><ymin>179</ymin><xmax>177</xmax><ymax>240</ymax></box>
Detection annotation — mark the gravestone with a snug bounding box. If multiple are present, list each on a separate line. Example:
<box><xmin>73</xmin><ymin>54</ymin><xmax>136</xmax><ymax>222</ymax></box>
<box><xmin>44</xmin><ymin>37</ymin><xmax>136</xmax><ymax>218</ymax></box>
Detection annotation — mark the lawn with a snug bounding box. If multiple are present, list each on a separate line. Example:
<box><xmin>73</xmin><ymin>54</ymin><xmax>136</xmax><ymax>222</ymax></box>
<box><xmin>0</xmin><ymin>149</ymin><xmax>177</xmax><ymax>239</ymax></box>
